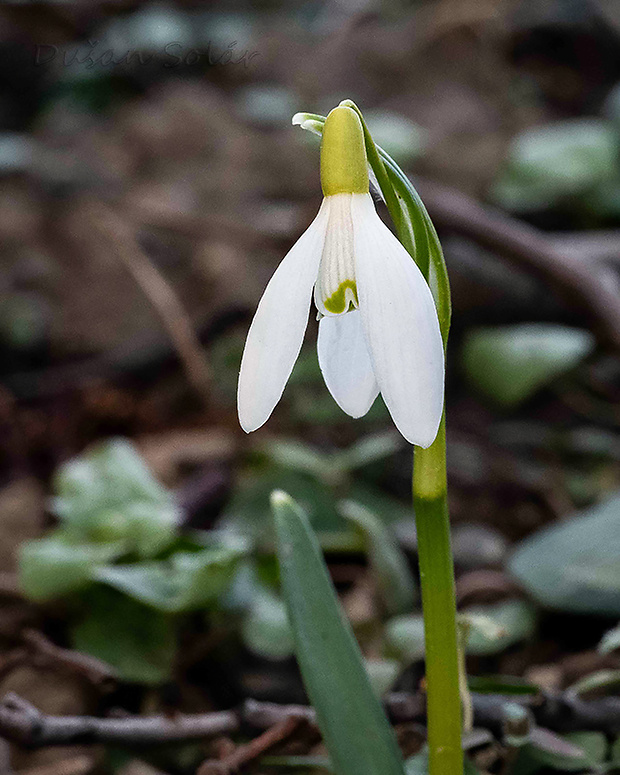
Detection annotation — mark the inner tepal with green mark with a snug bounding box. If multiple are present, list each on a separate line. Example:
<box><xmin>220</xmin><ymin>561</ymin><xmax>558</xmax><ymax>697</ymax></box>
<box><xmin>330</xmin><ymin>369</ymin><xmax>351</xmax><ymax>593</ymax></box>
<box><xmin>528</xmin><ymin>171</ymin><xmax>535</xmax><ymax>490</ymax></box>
<box><xmin>323</xmin><ymin>279</ymin><xmax>359</xmax><ymax>314</ymax></box>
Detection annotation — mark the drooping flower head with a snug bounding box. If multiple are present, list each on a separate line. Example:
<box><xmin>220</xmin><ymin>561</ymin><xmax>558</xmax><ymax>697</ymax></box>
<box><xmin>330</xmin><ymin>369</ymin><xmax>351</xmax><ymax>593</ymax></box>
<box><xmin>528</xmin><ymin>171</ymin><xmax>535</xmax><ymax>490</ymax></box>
<box><xmin>237</xmin><ymin>105</ymin><xmax>444</xmax><ymax>447</ymax></box>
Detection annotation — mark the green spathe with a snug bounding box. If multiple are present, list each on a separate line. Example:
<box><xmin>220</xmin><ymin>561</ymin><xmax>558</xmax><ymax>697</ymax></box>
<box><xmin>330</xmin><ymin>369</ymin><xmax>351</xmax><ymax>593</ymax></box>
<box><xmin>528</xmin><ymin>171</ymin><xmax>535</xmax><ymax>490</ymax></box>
<box><xmin>320</xmin><ymin>106</ymin><xmax>369</xmax><ymax>196</ymax></box>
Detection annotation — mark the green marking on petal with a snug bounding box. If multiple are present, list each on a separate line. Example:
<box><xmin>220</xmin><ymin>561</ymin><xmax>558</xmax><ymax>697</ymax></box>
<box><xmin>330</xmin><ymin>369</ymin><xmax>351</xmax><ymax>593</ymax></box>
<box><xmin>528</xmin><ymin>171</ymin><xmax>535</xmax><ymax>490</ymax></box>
<box><xmin>323</xmin><ymin>280</ymin><xmax>359</xmax><ymax>314</ymax></box>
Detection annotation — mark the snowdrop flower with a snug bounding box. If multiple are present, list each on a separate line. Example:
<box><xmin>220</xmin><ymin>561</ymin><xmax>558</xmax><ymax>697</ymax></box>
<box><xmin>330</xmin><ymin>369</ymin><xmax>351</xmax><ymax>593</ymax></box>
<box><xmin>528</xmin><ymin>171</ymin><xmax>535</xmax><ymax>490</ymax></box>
<box><xmin>237</xmin><ymin>106</ymin><xmax>444</xmax><ymax>447</ymax></box>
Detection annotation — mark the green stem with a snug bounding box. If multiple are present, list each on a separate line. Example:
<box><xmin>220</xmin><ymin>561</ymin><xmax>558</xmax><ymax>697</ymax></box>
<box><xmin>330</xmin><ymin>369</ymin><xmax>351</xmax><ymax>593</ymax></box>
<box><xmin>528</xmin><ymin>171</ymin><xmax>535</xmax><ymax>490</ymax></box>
<box><xmin>413</xmin><ymin>416</ymin><xmax>463</xmax><ymax>775</ymax></box>
<box><xmin>295</xmin><ymin>104</ymin><xmax>463</xmax><ymax>773</ymax></box>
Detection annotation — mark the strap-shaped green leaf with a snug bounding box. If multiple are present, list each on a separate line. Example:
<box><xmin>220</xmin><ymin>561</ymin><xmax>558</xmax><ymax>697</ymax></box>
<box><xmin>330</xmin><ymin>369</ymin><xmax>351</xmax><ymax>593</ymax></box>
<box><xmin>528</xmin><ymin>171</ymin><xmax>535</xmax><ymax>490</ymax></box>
<box><xmin>271</xmin><ymin>491</ymin><xmax>406</xmax><ymax>775</ymax></box>
<box><xmin>340</xmin><ymin>500</ymin><xmax>417</xmax><ymax>616</ymax></box>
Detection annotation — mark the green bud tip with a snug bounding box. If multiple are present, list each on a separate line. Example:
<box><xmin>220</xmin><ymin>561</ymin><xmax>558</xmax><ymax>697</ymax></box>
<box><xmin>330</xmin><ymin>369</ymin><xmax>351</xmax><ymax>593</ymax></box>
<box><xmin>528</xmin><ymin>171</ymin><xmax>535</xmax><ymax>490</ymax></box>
<box><xmin>320</xmin><ymin>106</ymin><xmax>369</xmax><ymax>197</ymax></box>
<box><xmin>270</xmin><ymin>490</ymin><xmax>292</xmax><ymax>509</ymax></box>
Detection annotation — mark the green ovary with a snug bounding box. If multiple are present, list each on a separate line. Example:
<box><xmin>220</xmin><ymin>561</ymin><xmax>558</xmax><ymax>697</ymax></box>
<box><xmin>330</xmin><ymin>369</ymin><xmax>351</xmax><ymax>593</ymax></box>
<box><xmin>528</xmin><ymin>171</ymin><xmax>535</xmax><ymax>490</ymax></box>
<box><xmin>323</xmin><ymin>280</ymin><xmax>359</xmax><ymax>314</ymax></box>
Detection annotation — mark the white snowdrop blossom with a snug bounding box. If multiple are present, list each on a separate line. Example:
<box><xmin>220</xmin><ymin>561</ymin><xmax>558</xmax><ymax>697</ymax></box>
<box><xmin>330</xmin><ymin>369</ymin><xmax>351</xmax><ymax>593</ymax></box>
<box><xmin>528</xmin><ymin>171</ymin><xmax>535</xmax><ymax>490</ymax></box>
<box><xmin>237</xmin><ymin>106</ymin><xmax>444</xmax><ymax>447</ymax></box>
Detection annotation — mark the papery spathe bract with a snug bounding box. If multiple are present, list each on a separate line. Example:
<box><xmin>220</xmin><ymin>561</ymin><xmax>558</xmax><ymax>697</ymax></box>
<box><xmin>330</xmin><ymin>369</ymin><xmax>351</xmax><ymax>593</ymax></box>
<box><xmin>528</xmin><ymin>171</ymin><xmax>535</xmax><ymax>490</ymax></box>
<box><xmin>237</xmin><ymin>107</ymin><xmax>444</xmax><ymax>448</ymax></box>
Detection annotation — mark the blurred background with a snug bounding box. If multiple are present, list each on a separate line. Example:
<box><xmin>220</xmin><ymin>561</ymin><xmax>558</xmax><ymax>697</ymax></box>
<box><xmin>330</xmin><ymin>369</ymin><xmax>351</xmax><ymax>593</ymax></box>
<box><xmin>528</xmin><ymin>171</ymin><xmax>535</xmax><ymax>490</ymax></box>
<box><xmin>0</xmin><ymin>1</ymin><xmax>620</xmax><ymax>774</ymax></box>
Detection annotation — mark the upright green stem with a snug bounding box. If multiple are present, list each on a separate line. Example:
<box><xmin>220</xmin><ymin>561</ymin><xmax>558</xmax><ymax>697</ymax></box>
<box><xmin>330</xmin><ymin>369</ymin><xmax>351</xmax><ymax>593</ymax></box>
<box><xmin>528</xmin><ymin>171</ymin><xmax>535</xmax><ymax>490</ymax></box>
<box><xmin>414</xmin><ymin>417</ymin><xmax>463</xmax><ymax>775</ymax></box>
<box><xmin>294</xmin><ymin>103</ymin><xmax>463</xmax><ymax>774</ymax></box>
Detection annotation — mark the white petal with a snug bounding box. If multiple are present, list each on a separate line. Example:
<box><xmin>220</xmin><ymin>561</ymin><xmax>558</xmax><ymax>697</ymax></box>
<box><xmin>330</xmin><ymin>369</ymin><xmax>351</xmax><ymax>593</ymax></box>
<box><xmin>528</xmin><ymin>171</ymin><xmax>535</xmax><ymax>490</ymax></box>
<box><xmin>317</xmin><ymin>310</ymin><xmax>379</xmax><ymax>418</ymax></box>
<box><xmin>314</xmin><ymin>193</ymin><xmax>358</xmax><ymax>316</ymax></box>
<box><xmin>352</xmin><ymin>193</ymin><xmax>444</xmax><ymax>447</ymax></box>
<box><xmin>238</xmin><ymin>200</ymin><xmax>330</xmax><ymax>432</ymax></box>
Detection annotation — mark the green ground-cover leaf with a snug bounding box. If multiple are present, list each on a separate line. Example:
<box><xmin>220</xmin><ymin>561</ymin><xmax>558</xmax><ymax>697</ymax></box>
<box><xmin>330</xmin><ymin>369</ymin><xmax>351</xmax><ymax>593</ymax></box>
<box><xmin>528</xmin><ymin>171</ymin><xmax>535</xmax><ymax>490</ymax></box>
<box><xmin>385</xmin><ymin>613</ymin><xmax>426</xmax><ymax>663</ymax></box>
<box><xmin>94</xmin><ymin>544</ymin><xmax>244</xmax><ymax>612</ymax></box>
<box><xmin>406</xmin><ymin>748</ymin><xmax>480</xmax><ymax>774</ymax></box>
<box><xmin>512</xmin><ymin>729</ymin><xmax>608</xmax><ymax>774</ymax></box>
<box><xmin>491</xmin><ymin>119</ymin><xmax>618</xmax><ymax>212</ymax></box>
<box><xmin>508</xmin><ymin>492</ymin><xmax>620</xmax><ymax>616</ymax></box>
<box><xmin>72</xmin><ymin>587</ymin><xmax>176</xmax><ymax>685</ymax></box>
<box><xmin>363</xmin><ymin>110</ymin><xmax>426</xmax><ymax>164</ymax></box>
<box><xmin>241</xmin><ymin>588</ymin><xmax>294</xmax><ymax>660</ymax></box>
<box><xmin>462</xmin><ymin>600</ymin><xmax>537</xmax><ymax>656</ymax></box>
<box><xmin>599</xmin><ymin>622</ymin><xmax>620</xmax><ymax>654</ymax></box>
<box><xmin>462</xmin><ymin>324</ymin><xmax>594</xmax><ymax>408</ymax></box>
<box><xmin>51</xmin><ymin>438</ymin><xmax>179</xmax><ymax>556</ymax></box>
<box><xmin>467</xmin><ymin>675</ymin><xmax>540</xmax><ymax>695</ymax></box>
<box><xmin>19</xmin><ymin>534</ymin><xmax>124</xmax><ymax>601</ymax></box>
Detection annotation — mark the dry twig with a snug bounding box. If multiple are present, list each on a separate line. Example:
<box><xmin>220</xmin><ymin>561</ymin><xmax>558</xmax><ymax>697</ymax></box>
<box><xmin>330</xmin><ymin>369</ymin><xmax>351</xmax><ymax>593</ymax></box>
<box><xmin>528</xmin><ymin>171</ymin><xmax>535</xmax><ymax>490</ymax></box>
<box><xmin>416</xmin><ymin>179</ymin><xmax>620</xmax><ymax>349</ymax></box>
<box><xmin>0</xmin><ymin>694</ymin><xmax>239</xmax><ymax>748</ymax></box>
<box><xmin>17</xmin><ymin>755</ymin><xmax>94</xmax><ymax>775</ymax></box>
<box><xmin>1</xmin><ymin>690</ymin><xmax>617</xmax><ymax>751</ymax></box>
<box><xmin>197</xmin><ymin>717</ymin><xmax>305</xmax><ymax>775</ymax></box>
<box><xmin>22</xmin><ymin>630</ymin><xmax>117</xmax><ymax>687</ymax></box>
<box><xmin>87</xmin><ymin>204</ymin><xmax>211</xmax><ymax>398</ymax></box>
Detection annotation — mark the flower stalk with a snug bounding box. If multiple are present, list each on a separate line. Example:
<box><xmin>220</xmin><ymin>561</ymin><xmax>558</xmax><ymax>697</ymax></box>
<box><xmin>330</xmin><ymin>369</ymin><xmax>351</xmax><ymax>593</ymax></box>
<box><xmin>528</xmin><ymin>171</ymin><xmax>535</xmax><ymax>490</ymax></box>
<box><xmin>413</xmin><ymin>416</ymin><xmax>463</xmax><ymax>774</ymax></box>
<box><xmin>252</xmin><ymin>102</ymin><xmax>463</xmax><ymax>775</ymax></box>
<box><xmin>339</xmin><ymin>101</ymin><xmax>464</xmax><ymax>775</ymax></box>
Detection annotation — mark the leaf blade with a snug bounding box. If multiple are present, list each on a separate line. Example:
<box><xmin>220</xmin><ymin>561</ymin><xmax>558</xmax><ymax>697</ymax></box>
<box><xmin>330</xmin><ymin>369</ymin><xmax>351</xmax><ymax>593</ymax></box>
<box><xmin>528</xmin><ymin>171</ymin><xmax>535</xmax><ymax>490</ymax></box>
<box><xmin>272</xmin><ymin>490</ymin><xmax>405</xmax><ymax>775</ymax></box>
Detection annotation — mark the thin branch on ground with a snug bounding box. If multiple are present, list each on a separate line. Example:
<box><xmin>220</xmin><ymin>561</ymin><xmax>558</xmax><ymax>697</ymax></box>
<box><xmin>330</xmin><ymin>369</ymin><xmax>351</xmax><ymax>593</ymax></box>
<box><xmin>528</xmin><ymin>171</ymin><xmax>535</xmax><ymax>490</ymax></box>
<box><xmin>0</xmin><ymin>694</ymin><xmax>239</xmax><ymax>747</ymax></box>
<box><xmin>197</xmin><ymin>716</ymin><xmax>306</xmax><ymax>775</ymax></box>
<box><xmin>243</xmin><ymin>692</ymin><xmax>620</xmax><ymax>737</ymax></box>
<box><xmin>22</xmin><ymin>629</ymin><xmax>117</xmax><ymax>687</ymax></box>
<box><xmin>415</xmin><ymin>178</ymin><xmax>620</xmax><ymax>349</ymax></box>
<box><xmin>1</xmin><ymin>690</ymin><xmax>618</xmax><ymax>750</ymax></box>
<box><xmin>17</xmin><ymin>754</ymin><xmax>94</xmax><ymax>775</ymax></box>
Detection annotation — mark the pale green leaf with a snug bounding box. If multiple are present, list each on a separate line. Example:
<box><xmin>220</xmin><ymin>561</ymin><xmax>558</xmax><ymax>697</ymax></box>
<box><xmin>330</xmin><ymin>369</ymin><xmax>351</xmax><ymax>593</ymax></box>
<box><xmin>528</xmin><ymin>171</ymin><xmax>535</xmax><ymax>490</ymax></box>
<box><xmin>72</xmin><ymin>587</ymin><xmax>176</xmax><ymax>685</ymax></box>
<box><xmin>598</xmin><ymin>621</ymin><xmax>620</xmax><ymax>654</ymax></box>
<box><xmin>19</xmin><ymin>535</ymin><xmax>122</xmax><ymax>601</ymax></box>
<box><xmin>242</xmin><ymin>589</ymin><xmax>295</xmax><ymax>661</ymax></box>
<box><xmin>462</xmin><ymin>324</ymin><xmax>594</xmax><ymax>407</ymax></box>
<box><xmin>385</xmin><ymin>614</ymin><xmax>426</xmax><ymax>663</ymax></box>
<box><xmin>51</xmin><ymin>438</ymin><xmax>178</xmax><ymax>557</ymax></box>
<box><xmin>508</xmin><ymin>492</ymin><xmax>620</xmax><ymax>616</ymax></box>
<box><xmin>513</xmin><ymin>729</ymin><xmax>607</xmax><ymax>774</ymax></box>
<box><xmin>94</xmin><ymin>545</ymin><xmax>244</xmax><ymax>612</ymax></box>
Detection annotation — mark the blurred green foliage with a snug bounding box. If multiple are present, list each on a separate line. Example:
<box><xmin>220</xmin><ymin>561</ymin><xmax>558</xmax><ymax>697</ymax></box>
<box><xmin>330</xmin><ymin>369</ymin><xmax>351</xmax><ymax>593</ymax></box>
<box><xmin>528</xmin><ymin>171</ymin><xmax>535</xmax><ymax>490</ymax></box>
<box><xmin>509</xmin><ymin>492</ymin><xmax>620</xmax><ymax>616</ymax></box>
<box><xmin>19</xmin><ymin>439</ymin><xmax>246</xmax><ymax>684</ymax></box>
<box><xmin>491</xmin><ymin>119</ymin><xmax>619</xmax><ymax>218</ymax></box>
<box><xmin>461</xmin><ymin>324</ymin><xmax>594</xmax><ymax>408</ymax></box>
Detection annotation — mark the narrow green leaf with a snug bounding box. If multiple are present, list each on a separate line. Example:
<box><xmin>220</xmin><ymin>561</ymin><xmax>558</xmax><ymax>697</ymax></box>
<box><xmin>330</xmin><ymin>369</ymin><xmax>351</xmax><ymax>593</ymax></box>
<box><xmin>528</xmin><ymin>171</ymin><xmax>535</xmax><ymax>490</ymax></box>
<box><xmin>258</xmin><ymin>437</ymin><xmax>343</xmax><ymax>484</ymax></box>
<box><xmin>467</xmin><ymin>675</ymin><xmax>540</xmax><ymax>695</ymax></box>
<box><xmin>272</xmin><ymin>490</ymin><xmax>406</xmax><ymax>775</ymax></box>
<box><xmin>334</xmin><ymin>431</ymin><xmax>404</xmax><ymax>472</ymax></box>
<box><xmin>598</xmin><ymin>621</ymin><xmax>620</xmax><ymax>654</ymax></box>
<box><xmin>340</xmin><ymin>500</ymin><xmax>416</xmax><ymax>615</ymax></box>
<box><xmin>567</xmin><ymin>668</ymin><xmax>620</xmax><ymax>697</ymax></box>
